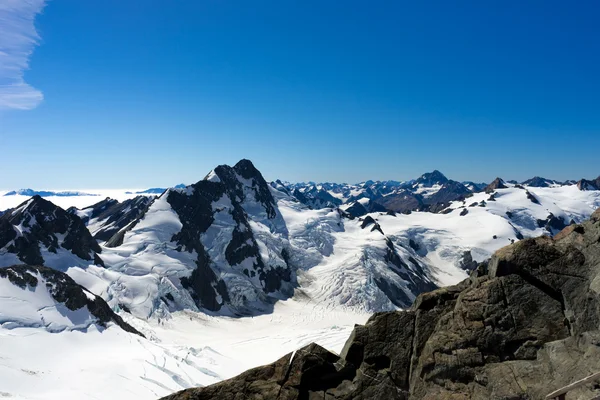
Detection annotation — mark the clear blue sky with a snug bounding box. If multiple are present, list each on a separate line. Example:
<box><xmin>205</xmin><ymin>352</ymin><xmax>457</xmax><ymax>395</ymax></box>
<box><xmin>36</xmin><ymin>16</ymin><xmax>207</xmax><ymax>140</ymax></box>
<box><xmin>1</xmin><ymin>0</ymin><xmax>599</xmax><ymax>189</ymax></box>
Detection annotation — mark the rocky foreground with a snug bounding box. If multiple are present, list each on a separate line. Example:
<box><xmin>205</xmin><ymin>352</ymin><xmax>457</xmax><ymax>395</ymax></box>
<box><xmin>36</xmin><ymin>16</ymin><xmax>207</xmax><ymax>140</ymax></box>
<box><xmin>161</xmin><ymin>208</ymin><xmax>600</xmax><ymax>399</ymax></box>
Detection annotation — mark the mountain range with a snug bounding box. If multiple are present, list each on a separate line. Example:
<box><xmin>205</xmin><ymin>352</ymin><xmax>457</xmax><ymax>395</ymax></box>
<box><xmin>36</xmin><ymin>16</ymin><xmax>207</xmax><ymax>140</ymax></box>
<box><xmin>0</xmin><ymin>160</ymin><xmax>599</xmax><ymax>399</ymax></box>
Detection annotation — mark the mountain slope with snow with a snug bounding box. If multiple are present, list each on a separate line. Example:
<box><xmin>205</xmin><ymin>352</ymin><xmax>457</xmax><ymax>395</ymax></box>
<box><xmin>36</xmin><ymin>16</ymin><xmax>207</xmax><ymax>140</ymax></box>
<box><xmin>0</xmin><ymin>162</ymin><xmax>599</xmax><ymax>400</ymax></box>
<box><xmin>0</xmin><ymin>196</ymin><xmax>104</xmax><ymax>269</ymax></box>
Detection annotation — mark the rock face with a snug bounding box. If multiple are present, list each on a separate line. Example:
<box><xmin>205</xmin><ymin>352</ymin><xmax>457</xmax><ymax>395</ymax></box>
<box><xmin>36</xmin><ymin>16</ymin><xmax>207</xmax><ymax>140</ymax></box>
<box><xmin>0</xmin><ymin>264</ymin><xmax>142</xmax><ymax>336</ymax></box>
<box><xmin>68</xmin><ymin>195</ymin><xmax>154</xmax><ymax>241</ymax></box>
<box><xmin>0</xmin><ymin>196</ymin><xmax>103</xmax><ymax>268</ymax></box>
<box><xmin>484</xmin><ymin>177</ymin><xmax>508</xmax><ymax>193</ymax></box>
<box><xmin>164</xmin><ymin>208</ymin><xmax>600</xmax><ymax>400</ymax></box>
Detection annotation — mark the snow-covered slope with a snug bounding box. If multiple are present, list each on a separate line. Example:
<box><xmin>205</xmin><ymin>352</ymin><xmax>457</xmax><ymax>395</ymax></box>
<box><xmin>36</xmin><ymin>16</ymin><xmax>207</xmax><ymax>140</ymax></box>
<box><xmin>0</xmin><ymin>264</ymin><xmax>140</xmax><ymax>334</ymax></box>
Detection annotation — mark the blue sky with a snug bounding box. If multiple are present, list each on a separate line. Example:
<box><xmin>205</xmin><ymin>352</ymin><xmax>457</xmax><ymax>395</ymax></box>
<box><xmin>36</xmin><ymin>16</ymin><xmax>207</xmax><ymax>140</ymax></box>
<box><xmin>1</xmin><ymin>0</ymin><xmax>599</xmax><ymax>189</ymax></box>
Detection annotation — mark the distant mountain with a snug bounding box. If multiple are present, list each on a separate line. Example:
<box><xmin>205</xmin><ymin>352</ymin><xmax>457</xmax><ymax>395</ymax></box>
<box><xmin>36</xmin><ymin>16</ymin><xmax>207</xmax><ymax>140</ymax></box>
<box><xmin>3</xmin><ymin>189</ymin><xmax>99</xmax><ymax>197</ymax></box>
<box><xmin>125</xmin><ymin>184</ymin><xmax>186</xmax><ymax>194</ymax></box>
<box><xmin>374</xmin><ymin>171</ymin><xmax>472</xmax><ymax>213</ymax></box>
<box><xmin>0</xmin><ymin>196</ymin><xmax>103</xmax><ymax>268</ymax></box>
<box><xmin>484</xmin><ymin>177</ymin><xmax>508</xmax><ymax>193</ymax></box>
<box><xmin>413</xmin><ymin>170</ymin><xmax>448</xmax><ymax>187</ymax></box>
<box><xmin>292</xmin><ymin>186</ymin><xmax>343</xmax><ymax>209</ymax></box>
<box><xmin>521</xmin><ymin>176</ymin><xmax>561</xmax><ymax>187</ymax></box>
<box><xmin>577</xmin><ymin>176</ymin><xmax>600</xmax><ymax>191</ymax></box>
<box><xmin>284</xmin><ymin>170</ymin><xmax>473</xmax><ymax>214</ymax></box>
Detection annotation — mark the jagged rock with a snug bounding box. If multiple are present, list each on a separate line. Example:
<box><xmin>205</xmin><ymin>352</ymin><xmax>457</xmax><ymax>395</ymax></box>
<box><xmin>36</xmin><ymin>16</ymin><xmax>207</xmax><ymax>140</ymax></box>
<box><xmin>360</xmin><ymin>216</ymin><xmax>384</xmax><ymax>234</ymax></box>
<box><xmin>536</xmin><ymin>213</ymin><xmax>568</xmax><ymax>235</ymax></box>
<box><xmin>165</xmin><ymin>209</ymin><xmax>600</xmax><ymax>400</ymax></box>
<box><xmin>458</xmin><ymin>251</ymin><xmax>478</xmax><ymax>271</ymax></box>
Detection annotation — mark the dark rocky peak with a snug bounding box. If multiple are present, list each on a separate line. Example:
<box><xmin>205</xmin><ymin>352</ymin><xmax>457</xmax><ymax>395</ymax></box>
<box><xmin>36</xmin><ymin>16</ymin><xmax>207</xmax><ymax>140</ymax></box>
<box><xmin>522</xmin><ymin>176</ymin><xmax>556</xmax><ymax>187</ymax></box>
<box><xmin>212</xmin><ymin>159</ymin><xmax>278</xmax><ymax>219</ymax></box>
<box><xmin>167</xmin><ymin>210</ymin><xmax>600</xmax><ymax>399</ymax></box>
<box><xmin>0</xmin><ymin>196</ymin><xmax>103</xmax><ymax>267</ymax></box>
<box><xmin>360</xmin><ymin>216</ymin><xmax>384</xmax><ymax>234</ymax></box>
<box><xmin>0</xmin><ymin>264</ymin><xmax>142</xmax><ymax>336</ymax></box>
<box><xmin>415</xmin><ymin>170</ymin><xmax>449</xmax><ymax>187</ymax></box>
<box><xmin>484</xmin><ymin>177</ymin><xmax>508</xmax><ymax>193</ymax></box>
<box><xmin>576</xmin><ymin>176</ymin><xmax>600</xmax><ymax>191</ymax></box>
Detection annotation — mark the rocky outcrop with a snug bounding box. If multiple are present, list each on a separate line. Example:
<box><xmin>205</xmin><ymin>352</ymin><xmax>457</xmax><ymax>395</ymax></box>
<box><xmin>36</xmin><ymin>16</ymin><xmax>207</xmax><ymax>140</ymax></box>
<box><xmin>164</xmin><ymin>208</ymin><xmax>600</xmax><ymax>400</ymax></box>
<box><xmin>345</xmin><ymin>199</ymin><xmax>387</xmax><ymax>218</ymax></box>
<box><xmin>0</xmin><ymin>264</ymin><xmax>142</xmax><ymax>336</ymax></box>
<box><xmin>0</xmin><ymin>196</ymin><xmax>103</xmax><ymax>267</ymax></box>
<box><xmin>484</xmin><ymin>177</ymin><xmax>508</xmax><ymax>193</ymax></box>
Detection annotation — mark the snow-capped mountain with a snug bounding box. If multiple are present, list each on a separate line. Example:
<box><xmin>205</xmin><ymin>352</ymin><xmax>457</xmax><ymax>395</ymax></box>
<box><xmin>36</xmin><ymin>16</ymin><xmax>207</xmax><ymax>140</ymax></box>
<box><xmin>1</xmin><ymin>161</ymin><xmax>600</xmax><ymax>400</ymax></box>
<box><xmin>67</xmin><ymin>195</ymin><xmax>154</xmax><ymax>242</ymax></box>
<box><xmin>520</xmin><ymin>176</ymin><xmax>562</xmax><ymax>187</ymax></box>
<box><xmin>289</xmin><ymin>170</ymin><xmax>473</xmax><ymax>215</ymax></box>
<box><xmin>0</xmin><ymin>196</ymin><xmax>104</xmax><ymax>268</ymax></box>
<box><xmin>75</xmin><ymin>160</ymin><xmax>297</xmax><ymax>318</ymax></box>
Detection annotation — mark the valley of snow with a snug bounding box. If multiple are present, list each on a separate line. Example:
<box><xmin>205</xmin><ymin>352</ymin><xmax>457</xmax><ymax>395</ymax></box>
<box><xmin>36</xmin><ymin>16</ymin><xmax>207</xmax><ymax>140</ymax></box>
<box><xmin>1</xmin><ymin>180</ymin><xmax>600</xmax><ymax>400</ymax></box>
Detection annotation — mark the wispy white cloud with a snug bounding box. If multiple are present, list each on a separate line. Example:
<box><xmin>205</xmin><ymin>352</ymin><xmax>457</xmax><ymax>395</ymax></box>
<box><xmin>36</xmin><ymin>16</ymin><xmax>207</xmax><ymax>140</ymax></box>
<box><xmin>0</xmin><ymin>0</ymin><xmax>46</xmax><ymax>110</ymax></box>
